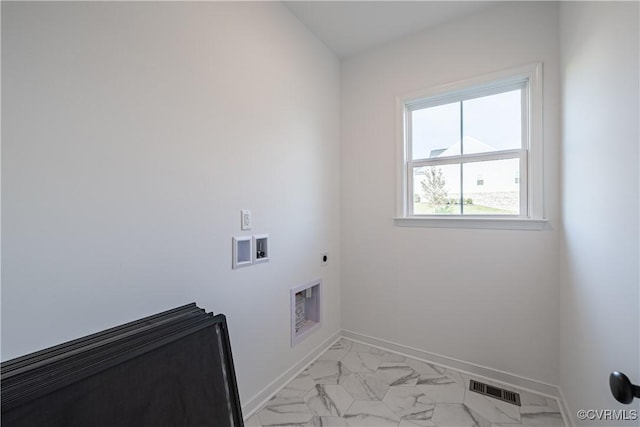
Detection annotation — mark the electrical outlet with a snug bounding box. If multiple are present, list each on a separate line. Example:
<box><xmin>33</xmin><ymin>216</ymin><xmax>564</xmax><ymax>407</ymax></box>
<box><xmin>241</xmin><ymin>209</ymin><xmax>252</xmax><ymax>230</ymax></box>
<box><xmin>321</xmin><ymin>252</ymin><xmax>328</xmax><ymax>266</ymax></box>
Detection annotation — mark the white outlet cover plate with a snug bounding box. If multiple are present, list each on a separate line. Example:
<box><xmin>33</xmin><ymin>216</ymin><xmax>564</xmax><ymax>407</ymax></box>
<box><xmin>241</xmin><ymin>209</ymin><xmax>252</xmax><ymax>230</ymax></box>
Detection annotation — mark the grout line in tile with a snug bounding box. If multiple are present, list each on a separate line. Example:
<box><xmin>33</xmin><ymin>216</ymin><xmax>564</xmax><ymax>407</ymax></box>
<box><xmin>253</xmin><ymin>336</ymin><xmax>565</xmax><ymax>427</ymax></box>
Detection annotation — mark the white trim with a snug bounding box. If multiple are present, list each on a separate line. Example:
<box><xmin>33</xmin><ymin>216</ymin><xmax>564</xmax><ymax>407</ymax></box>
<box><xmin>396</xmin><ymin>95</ymin><xmax>409</xmax><ymax>218</ymax></box>
<box><xmin>558</xmin><ymin>386</ymin><xmax>577</xmax><ymax>427</ymax></box>
<box><xmin>397</xmin><ymin>62</ymin><xmax>542</xmax><ymax>107</ymax></box>
<box><xmin>394</xmin><ymin>216</ymin><xmax>547</xmax><ymax>230</ymax></box>
<box><xmin>241</xmin><ymin>331</ymin><xmax>341</xmax><ymax>419</ymax></box>
<box><xmin>410</xmin><ymin>149</ymin><xmax>524</xmax><ymax>167</ymax></box>
<box><xmin>406</xmin><ymin>80</ymin><xmax>527</xmax><ymax>111</ymax></box>
<box><xmin>528</xmin><ymin>61</ymin><xmax>544</xmax><ymax>219</ymax></box>
<box><xmin>341</xmin><ymin>329</ymin><xmax>561</xmax><ymax>398</ymax></box>
<box><xmin>396</xmin><ymin>62</ymin><xmax>544</xmax><ymax>226</ymax></box>
<box><xmin>242</xmin><ymin>330</ymin><xmax>572</xmax><ymax>425</ymax></box>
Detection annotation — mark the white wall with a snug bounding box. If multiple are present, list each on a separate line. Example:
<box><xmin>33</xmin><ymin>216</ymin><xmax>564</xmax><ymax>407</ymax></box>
<box><xmin>559</xmin><ymin>2</ymin><xmax>640</xmax><ymax>424</ymax></box>
<box><xmin>341</xmin><ymin>2</ymin><xmax>561</xmax><ymax>385</ymax></box>
<box><xmin>1</xmin><ymin>1</ymin><xmax>341</xmax><ymax>405</ymax></box>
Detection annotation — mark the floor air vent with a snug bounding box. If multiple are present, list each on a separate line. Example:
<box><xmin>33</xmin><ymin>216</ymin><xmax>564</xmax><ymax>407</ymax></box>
<box><xmin>469</xmin><ymin>379</ymin><xmax>521</xmax><ymax>406</ymax></box>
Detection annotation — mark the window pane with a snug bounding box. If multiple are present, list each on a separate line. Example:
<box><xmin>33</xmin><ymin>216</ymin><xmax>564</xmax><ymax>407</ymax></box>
<box><xmin>411</xmin><ymin>102</ymin><xmax>460</xmax><ymax>160</ymax></box>
<box><xmin>462</xmin><ymin>89</ymin><xmax>522</xmax><ymax>154</ymax></box>
<box><xmin>462</xmin><ymin>158</ymin><xmax>520</xmax><ymax>215</ymax></box>
<box><xmin>413</xmin><ymin>164</ymin><xmax>461</xmax><ymax>215</ymax></box>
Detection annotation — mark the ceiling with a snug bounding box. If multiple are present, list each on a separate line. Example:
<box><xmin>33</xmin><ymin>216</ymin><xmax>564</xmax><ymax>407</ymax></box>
<box><xmin>283</xmin><ymin>1</ymin><xmax>498</xmax><ymax>59</ymax></box>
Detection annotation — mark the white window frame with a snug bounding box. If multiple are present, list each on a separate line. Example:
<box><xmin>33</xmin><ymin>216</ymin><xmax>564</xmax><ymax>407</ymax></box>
<box><xmin>394</xmin><ymin>63</ymin><xmax>546</xmax><ymax>230</ymax></box>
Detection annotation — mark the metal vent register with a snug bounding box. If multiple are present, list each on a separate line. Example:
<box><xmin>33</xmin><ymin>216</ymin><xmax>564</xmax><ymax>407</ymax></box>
<box><xmin>469</xmin><ymin>379</ymin><xmax>521</xmax><ymax>406</ymax></box>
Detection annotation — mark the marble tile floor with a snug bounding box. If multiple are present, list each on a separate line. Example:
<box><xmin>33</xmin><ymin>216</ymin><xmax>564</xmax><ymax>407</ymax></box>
<box><xmin>245</xmin><ymin>338</ymin><xmax>566</xmax><ymax>427</ymax></box>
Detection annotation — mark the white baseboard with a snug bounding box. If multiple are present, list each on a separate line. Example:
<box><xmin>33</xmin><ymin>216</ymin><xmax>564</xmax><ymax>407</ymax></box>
<box><xmin>241</xmin><ymin>329</ymin><xmax>573</xmax><ymax>425</ymax></box>
<box><xmin>241</xmin><ymin>330</ymin><xmax>341</xmax><ymax>419</ymax></box>
<box><xmin>341</xmin><ymin>329</ymin><xmax>561</xmax><ymax>398</ymax></box>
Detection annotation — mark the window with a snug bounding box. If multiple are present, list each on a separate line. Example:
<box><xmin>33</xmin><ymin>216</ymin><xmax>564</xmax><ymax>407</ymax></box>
<box><xmin>395</xmin><ymin>63</ymin><xmax>545</xmax><ymax>230</ymax></box>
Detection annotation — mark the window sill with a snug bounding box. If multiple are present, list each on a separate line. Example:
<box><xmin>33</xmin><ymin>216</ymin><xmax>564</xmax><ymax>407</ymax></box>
<box><xmin>393</xmin><ymin>216</ymin><xmax>548</xmax><ymax>230</ymax></box>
